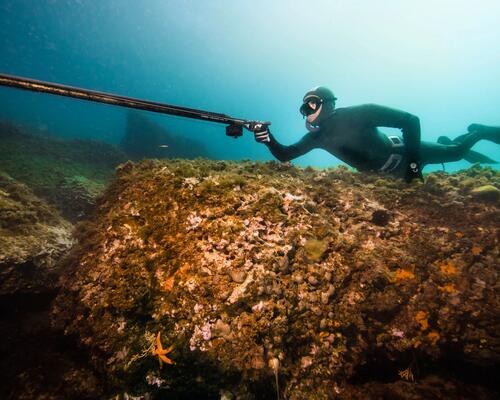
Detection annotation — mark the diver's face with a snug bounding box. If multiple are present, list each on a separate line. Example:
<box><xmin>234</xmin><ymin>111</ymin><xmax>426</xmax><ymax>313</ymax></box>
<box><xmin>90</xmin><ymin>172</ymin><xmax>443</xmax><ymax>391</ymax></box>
<box><xmin>300</xmin><ymin>98</ymin><xmax>322</xmax><ymax>120</ymax></box>
<box><xmin>306</xmin><ymin>101</ymin><xmax>322</xmax><ymax>123</ymax></box>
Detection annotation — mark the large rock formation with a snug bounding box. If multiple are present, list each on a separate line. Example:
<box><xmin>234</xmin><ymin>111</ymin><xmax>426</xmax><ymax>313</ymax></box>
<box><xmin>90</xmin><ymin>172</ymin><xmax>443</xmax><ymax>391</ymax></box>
<box><xmin>51</xmin><ymin>160</ymin><xmax>499</xmax><ymax>399</ymax></box>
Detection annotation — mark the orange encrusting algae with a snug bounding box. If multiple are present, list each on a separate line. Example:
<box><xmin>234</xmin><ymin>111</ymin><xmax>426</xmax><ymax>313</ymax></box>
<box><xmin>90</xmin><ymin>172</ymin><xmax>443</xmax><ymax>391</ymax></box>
<box><xmin>163</xmin><ymin>275</ymin><xmax>175</xmax><ymax>291</ymax></box>
<box><xmin>428</xmin><ymin>331</ymin><xmax>440</xmax><ymax>345</ymax></box>
<box><xmin>387</xmin><ymin>267</ymin><xmax>416</xmax><ymax>283</ymax></box>
<box><xmin>471</xmin><ymin>246</ymin><xmax>482</xmax><ymax>256</ymax></box>
<box><xmin>438</xmin><ymin>284</ymin><xmax>457</xmax><ymax>294</ymax></box>
<box><xmin>415</xmin><ymin>311</ymin><xmax>429</xmax><ymax>331</ymax></box>
<box><xmin>393</xmin><ymin>269</ymin><xmax>416</xmax><ymax>281</ymax></box>
<box><xmin>439</xmin><ymin>261</ymin><xmax>457</xmax><ymax>275</ymax></box>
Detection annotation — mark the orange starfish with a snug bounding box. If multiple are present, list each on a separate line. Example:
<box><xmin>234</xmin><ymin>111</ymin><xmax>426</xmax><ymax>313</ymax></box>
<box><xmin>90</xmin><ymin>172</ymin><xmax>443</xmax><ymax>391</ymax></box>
<box><xmin>152</xmin><ymin>331</ymin><xmax>175</xmax><ymax>368</ymax></box>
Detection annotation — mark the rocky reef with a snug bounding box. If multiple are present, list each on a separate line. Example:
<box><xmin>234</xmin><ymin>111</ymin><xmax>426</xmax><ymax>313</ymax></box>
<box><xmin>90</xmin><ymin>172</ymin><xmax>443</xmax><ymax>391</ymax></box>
<box><xmin>0</xmin><ymin>172</ymin><xmax>99</xmax><ymax>400</ymax></box>
<box><xmin>0</xmin><ymin>172</ymin><xmax>73</xmax><ymax>298</ymax></box>
<box><xmin>48</xmin><ymin>160</ymin><xmax>499</xmax><ymax>399</ymax></box>
<box><xmin>0</xmin><ymin>121</ymin><xmax>127</xmax><ymax>221</ymax></box>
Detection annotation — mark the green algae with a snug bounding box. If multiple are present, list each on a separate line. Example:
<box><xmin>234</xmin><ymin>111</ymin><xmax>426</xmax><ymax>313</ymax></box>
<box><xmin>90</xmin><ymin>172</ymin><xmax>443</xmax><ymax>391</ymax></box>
<box><xmin>303</xmin><ymin>238</ymin><xmax>330</xmax><ymax>262</ymax></box>
<box><xmin>470</xmin><ymin>185</ymin><xmax>500</xmax><ymax>201</ymax></box>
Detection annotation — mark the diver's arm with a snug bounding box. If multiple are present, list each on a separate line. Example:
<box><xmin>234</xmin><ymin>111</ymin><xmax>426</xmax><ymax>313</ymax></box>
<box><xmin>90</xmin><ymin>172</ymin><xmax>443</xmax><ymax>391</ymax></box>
<box><xmin>359</xmin><ymin>104</ymin><xmax>421</xmax><ymax>160</ymax></box>
<box><xmin>265</xmin><ymin>132</ymin><xmax>318</xmax><ymax>162</ymax></box>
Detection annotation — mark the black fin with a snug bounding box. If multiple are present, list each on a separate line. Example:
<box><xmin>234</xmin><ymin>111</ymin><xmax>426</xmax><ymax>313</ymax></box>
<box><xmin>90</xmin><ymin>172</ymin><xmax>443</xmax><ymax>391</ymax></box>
<box><xmin>464</xmin><ymin>150</ymin><xmax>497</xmax><ymax>164</ymax></box>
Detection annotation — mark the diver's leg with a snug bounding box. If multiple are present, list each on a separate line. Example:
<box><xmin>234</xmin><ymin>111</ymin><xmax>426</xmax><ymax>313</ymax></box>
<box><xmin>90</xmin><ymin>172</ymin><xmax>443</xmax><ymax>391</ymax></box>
<box><xmin>420</xmin><ymin>131</ymin><xmax>483</xmax><ymax>165</ymax></box>
<box><xmin>419</xmin><ymin>141</ymin><xmax>464</xmax><ymax>165</ymax></box>
<box><xmin>421</xmin><ymin>127</ymin><xmax>499</xmax><ymax>166</ymax></box>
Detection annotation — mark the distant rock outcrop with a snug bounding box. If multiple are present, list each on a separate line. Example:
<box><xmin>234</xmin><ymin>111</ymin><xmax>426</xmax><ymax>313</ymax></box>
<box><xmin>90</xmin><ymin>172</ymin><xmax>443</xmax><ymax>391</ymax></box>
<box><xmin>51</xmin><ymin>160</ymin><xmax>500</xmax><ymax>399</ymax></box>
<box><xmin>120</xmin><ymin>111</ymin><xmax>211</xmax><ymax>160</ymax></box>
<box><xmin>0</xmin><ymin>121</ymin><xmax>127</xmax><ymax>221</ymax></box>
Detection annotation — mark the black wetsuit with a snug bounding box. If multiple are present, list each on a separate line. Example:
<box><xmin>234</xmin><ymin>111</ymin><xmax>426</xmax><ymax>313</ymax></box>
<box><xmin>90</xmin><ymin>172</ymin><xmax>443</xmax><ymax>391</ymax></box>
<box><xmin>264</xmin><ymin>104</ymin><xmax>498</xmax><ymax>177</ymax></box>
<box><xmin>265</xmin><ymin>104</ymin><xmax>419</xmax><ymax>177</ymax></box>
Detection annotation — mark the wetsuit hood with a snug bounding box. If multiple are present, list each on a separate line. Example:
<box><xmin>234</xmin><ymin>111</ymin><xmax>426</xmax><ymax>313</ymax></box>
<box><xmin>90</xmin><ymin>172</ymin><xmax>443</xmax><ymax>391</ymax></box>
<box><xmin>303</xmin><ymin>86</ymin><xmax>337</xmax><ymax>103</ymax></box>
<box><xmin>300</xmin><ymin>86</ymin><xmax>337</xmax><ymax>127</ymax></box>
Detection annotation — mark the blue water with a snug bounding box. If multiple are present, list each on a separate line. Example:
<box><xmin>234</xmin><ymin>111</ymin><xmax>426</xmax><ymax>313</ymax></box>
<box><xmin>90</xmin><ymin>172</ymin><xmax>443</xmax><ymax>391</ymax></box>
<box><xmin>0</xmin><ymin>0</ymin><xmax>499</xmax><ymax>172</ymax></box>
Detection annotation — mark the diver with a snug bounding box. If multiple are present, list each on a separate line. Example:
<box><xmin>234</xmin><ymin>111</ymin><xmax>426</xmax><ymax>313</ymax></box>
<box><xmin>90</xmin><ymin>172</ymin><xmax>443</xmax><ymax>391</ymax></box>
<box><xmin>248</xmin><ymin>86</ymin><xmax>499</xmax><ymax>182</ymax></box>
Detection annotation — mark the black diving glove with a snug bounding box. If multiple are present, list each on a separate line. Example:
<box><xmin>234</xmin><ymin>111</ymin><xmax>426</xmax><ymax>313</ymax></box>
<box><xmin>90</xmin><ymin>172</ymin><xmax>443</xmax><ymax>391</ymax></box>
<box><xmin>404</xmin><ymin>160</ymin><xmax>423</xmax><ymax>183</ymax></box>
<box><xmin>247</xmin><ymin>122</ymin><xmax>270</xmax><ymax>143</ymax></box>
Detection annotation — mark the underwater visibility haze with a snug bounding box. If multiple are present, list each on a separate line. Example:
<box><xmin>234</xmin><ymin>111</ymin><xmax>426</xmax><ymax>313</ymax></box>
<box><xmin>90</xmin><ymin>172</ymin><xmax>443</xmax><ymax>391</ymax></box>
<box><xmin>0</xmin><ymin>1</ymin><xmax>500</xmax><ymax>399</ymax></box>
<box><xmin>0</xmin><ymin>0</ymin><xmax>499</xmax><ymax>170</ymax></box>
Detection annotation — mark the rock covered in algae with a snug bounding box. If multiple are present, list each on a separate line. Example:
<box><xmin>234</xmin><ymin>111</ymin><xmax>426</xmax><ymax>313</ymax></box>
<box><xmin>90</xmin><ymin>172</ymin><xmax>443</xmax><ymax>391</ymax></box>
<box><xmin>52</xmin><ymin>175</ymin><xmax>106</xmax><ymax>221</ymax></box>
<box><xmin>52</xmin><ymin>160</ymin><xmax>500</xmax><ymax>399</ymax></box>
<box><xmin>0</xmin><ymin>172</ymin><xmax>73</xmax><ymax>297</ymax></box>
<box><xmin>0</xmin><ymin>172</ymin><xmax>103</xmax><ymax>400</ymax></box>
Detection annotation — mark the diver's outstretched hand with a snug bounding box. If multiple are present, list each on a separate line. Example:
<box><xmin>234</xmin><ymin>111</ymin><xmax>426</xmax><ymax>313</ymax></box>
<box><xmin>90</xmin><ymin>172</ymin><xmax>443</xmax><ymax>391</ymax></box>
<box><xmin>247</xmin><ymin>122</ymin><xmax>270</xmax><ymax>143</ymax></box>
<box><xmin>404</xmin><ymin>160</ymin><xmax>423</xmax><ymax>183</ymax></box>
